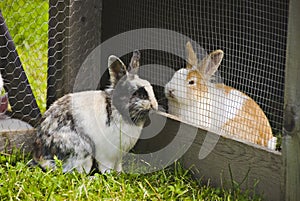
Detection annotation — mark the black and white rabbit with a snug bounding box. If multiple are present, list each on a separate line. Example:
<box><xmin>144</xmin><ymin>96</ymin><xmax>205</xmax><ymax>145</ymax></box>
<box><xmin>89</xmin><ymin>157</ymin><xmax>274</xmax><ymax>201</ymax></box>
<box><xmin>33</xmin><ymin>50</ymin><xmax>158</xmax><ymax>173</ymax></box>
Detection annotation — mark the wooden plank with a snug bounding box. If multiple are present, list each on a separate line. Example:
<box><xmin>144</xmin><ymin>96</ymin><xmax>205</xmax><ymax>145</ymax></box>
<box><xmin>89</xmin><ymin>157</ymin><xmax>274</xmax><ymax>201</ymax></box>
<box><xmin>135</xmin><ymin>112</ymin><xmax>282</xmax><ymax>201</ymax></box>
<box><xmin>282</xmin><ymin>0</ymin><xmax>300</xmax><ymax>200</ymax></box>
<box><xmin>0</xmin><ymin>129</ymin><xmax>35</xmax><ymax>153</ymax></box>
<box><xmin>182</xmin><ymin>127</ymin><xmax>282</xmax><ymax>201</ymax></box>
<box><xmin>0</xmin><ymin>117</ymin><xmax>33</xmax><ymax>132</ymax></box>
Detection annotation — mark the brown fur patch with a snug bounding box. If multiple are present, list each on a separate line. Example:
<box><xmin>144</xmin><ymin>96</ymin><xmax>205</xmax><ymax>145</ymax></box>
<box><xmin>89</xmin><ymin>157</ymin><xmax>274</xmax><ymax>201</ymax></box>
<box><xmin>186</xmin><ymin>70</ymin><xmax>208</xmax><ymax>99</ymax></box>
<box><xmin>215</xmin><ymin>83</ymin><xmax>233</xmax><ymax>95</ymax></box>
<box><xmin>221</xmin><ymin>95</ymin><xmax>273</xmax><ymax>147</ymax></box>
<box><xmin>185</xmin><ymin>69</ymin><xmax>273</xmax><ymax>148</ymax></box>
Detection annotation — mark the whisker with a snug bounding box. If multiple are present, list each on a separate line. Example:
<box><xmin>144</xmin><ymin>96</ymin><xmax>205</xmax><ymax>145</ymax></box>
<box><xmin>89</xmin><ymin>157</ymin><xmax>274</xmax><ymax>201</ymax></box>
<box><xmin>132</xmin><ymin>111</ymin><xmax>140</xmax><ymax>124</ymax></box>
<box><xmin>132</xmin><ymin>109</ymin><xmax>148</xmax><ymax>125</ymax></box>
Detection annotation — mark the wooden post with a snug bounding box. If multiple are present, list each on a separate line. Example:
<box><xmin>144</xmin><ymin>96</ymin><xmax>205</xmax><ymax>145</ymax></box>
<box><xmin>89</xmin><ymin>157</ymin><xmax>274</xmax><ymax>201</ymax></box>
<box><xmin>47</xmin><ymin>0</ymin><xmax>102</xmax><ymax>107</ymax></box>
<box><xmin>47</xmin><ymin>0</ymin><xmax>69</xmax><ymax>108</ymax></box>
<box><xmin>283</xmin><ymin>0</ymin><xmax>300</xmax><ymax>200</ymax></box>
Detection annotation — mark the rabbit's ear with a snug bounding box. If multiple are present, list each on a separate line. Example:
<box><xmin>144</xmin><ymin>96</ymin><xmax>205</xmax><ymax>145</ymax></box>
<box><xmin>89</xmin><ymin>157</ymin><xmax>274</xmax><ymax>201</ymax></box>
<box><xmin>186</xmin><ymin>41</ymin><xmax>198</xmax><ymax>69</ymax></box>
<box><xmin>127</xmin><ymin>50</ymin><xmax>141</xmax><ymax>77</ymax></box>
<box><xmin>108</xmin><ymin>55</ymin><xmax>127</xmax><ymax>87</ymax></box>
<box><xmin>199</xmin><ymin>50</ymin><xmax>224</xmax><ymax>79</ymax></box>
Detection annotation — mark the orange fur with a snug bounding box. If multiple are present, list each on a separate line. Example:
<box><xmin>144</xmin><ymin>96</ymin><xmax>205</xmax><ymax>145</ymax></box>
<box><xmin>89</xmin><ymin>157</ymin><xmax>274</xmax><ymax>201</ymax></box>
<box><xmin>187</xmin><ymin>70</ymin><xmax>207</xmax><ymax>91</ymax></box>
<box><xmin>186</xmin><ymin>70</ymin><xmax>209</xmax><ymax>103</ymax></box>
<box><xmin>166</xmin><ymin>41</ymin><xmax>275</xmax><ymax>149</ymax></box>
<box><xmin>221</xmin><ymin>91</ymin><xmax>273</xmax><ymax>147</ymax></box>
<box><xmin>188</xmin><ymin>68</ymin><xmax>273</xmax><ymax>147</ymax></box>
<box><xmin>215</xmin><ymin>83</ymin><xmax>232</xmax><ymax>95</ymax></box>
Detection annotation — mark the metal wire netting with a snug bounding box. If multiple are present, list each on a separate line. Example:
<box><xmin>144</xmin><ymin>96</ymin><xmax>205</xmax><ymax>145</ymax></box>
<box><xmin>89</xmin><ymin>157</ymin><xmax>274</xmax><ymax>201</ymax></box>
<box><xmin>0</xmin><ymin>0</ymin><xmax>48</xmax><ymax>129</ymax></box>
<box><xmin>0</xmin><ymin>0</ymin><xmax>289</xmax><ymax>150</ymax></box>
<box><xmin>47</xmin><ymin>0</ymin><xmax>102</xmax><ymax>108</ymax></box>
<box><xmin>102</xmin><ymin>0</ymin><xmax>288</xmax><ymax>149</ymax></box>
<box><xmin>1</xmin><ymin>0</ymin><xmax>102</xmax><ymax>131</ymax></box>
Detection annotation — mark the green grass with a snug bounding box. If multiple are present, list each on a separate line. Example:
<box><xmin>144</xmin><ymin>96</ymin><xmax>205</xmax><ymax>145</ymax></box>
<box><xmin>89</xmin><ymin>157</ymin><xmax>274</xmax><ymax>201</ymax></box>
<box><xmin>0</xmin><ymin>149</ymin><xmax>262</xmax><ymax>201</ymax></box>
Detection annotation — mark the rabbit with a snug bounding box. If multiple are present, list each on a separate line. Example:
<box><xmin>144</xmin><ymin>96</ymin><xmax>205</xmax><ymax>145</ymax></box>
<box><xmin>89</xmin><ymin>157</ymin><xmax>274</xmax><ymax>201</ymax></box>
<box><xmin>33</xmin><ymin>50</ymin><xmax>158</xmax><ymax>173</ymax></box>
<box><xmin>165</xmin><ymin>42</ymin><xmax>276</xmax><ymax>150</ymax></box>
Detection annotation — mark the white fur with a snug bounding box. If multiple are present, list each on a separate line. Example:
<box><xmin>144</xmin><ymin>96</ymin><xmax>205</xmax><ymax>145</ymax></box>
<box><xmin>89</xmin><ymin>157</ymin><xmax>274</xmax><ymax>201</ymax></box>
<box><xmin>165</xmin><ymin>42</ymin><xmax>276</xmax><ymax>149</ymax></box>
<box><xmin>71</xmin><ymin>91</ymin><xmax>144</xmax><ymax>172</ymax></box>
<box><xmin>165</xmin><ymin>69</ymin><xmax>246</xmax><ymax>132</ymax></box>
<box><xmin>268</xmin><ymin>137</ymin><xmax>277</xmax><ymax>150</ymax></box>
<box><xmin>0</xmin><ymin>73</ymin><xmax>3</xmax><ymax>92</ymax></box>
<box><xmin>165</xmin><ymin>69</ymin><xmax>276</xmax><ymax>149</ymax></box>
<box><xmin>131</xmin><ymin>75</ymin><xmax>158</xmax><ymax>110</ymax></box>
<box><xmin>165</xmin><ymin>42</ymin><xmax>276</xmax><ymax>150</ymax></box>
<box><xmin>35</xmin><ymin>51</ymin><xmax>159</xmax><ymax>173</ymax></box>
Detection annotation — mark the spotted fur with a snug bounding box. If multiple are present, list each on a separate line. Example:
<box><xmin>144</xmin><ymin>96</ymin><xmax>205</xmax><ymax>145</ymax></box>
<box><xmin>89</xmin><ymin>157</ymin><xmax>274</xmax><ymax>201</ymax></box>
<box><xmin>33</xmin><ymin>50</ymin><xmax>158</xmax><ymax>173</ymax></box>
<box><xmin>165</xmin><ymin>42</ymin><xmax>276</xmax><ymax>149</ymax></box>
<box><xmin>105</xmin><ymin>94</ymin><xmax>112</xmax><ymax>126</ymax></box>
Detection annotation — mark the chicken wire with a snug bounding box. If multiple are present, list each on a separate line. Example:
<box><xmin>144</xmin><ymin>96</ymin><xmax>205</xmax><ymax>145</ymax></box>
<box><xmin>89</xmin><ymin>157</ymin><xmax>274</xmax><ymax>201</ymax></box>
<box><xmin>47</xmin><ymin>0</ymin><xmax>102</xmax><ymax>108</ymax></box>
<box><xmin>0</xmin><ymin>0</ymin><xmax>102</xmax><ymax>132</ymax></box>
<box><xmin>0</xmin><ymin>0</ymin><xmax>48</xmax><ymax>130</ymax></box>
<box><xmin>0</xmin><ymin>0</ymin><xmax>288</xmax><ymax>150</ymax></box>
<box><xmin>102</xmin><ymin>0</ymin><xmax>288</xmax><ymax>149</ymax></box>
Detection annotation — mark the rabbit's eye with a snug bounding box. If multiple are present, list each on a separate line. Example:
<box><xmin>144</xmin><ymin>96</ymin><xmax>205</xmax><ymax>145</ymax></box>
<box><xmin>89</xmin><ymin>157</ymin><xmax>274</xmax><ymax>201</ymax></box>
<box><xmin>188</xmin><ymin>80</ymin><xmax>195</xmax><ymax>85</ymax></box>
<box><xmin>133</xmin><ymin>87</ymin><xmax>149</xmax><ymax>100</ymax></box>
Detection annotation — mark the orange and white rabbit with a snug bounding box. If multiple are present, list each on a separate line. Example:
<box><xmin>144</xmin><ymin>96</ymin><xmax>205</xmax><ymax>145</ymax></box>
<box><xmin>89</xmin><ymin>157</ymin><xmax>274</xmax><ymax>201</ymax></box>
<box><xmin>165</xmin><ymin>42</ymin><xmax>276</xmax><ymax>149</ymax></box>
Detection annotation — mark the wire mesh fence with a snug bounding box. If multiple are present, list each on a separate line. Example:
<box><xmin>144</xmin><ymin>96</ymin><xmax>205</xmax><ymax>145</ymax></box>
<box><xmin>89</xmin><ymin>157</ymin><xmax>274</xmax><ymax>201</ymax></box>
<box><xmin>102</xmin><ymin>0</ymin><xmax>288</xmax><ymax>149</ymax></box>
<box><xmin>47</xmin><ymin>0</ymin><xmax>102</xmax><ymax>108</ymax></box>
<box><xmin>0</xmin><ymin>1</ymin><xmax>297</xmax><ymax>199</ymax></box>
<box><xmin>0</xmin><ymin>0</ymin><xmax>289</xmax><ymax>150</ymax></box>
<box><xmin>0</xmin><ymin>0</ymin><xmax>48</xmax><ymax>129</ymax></box>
